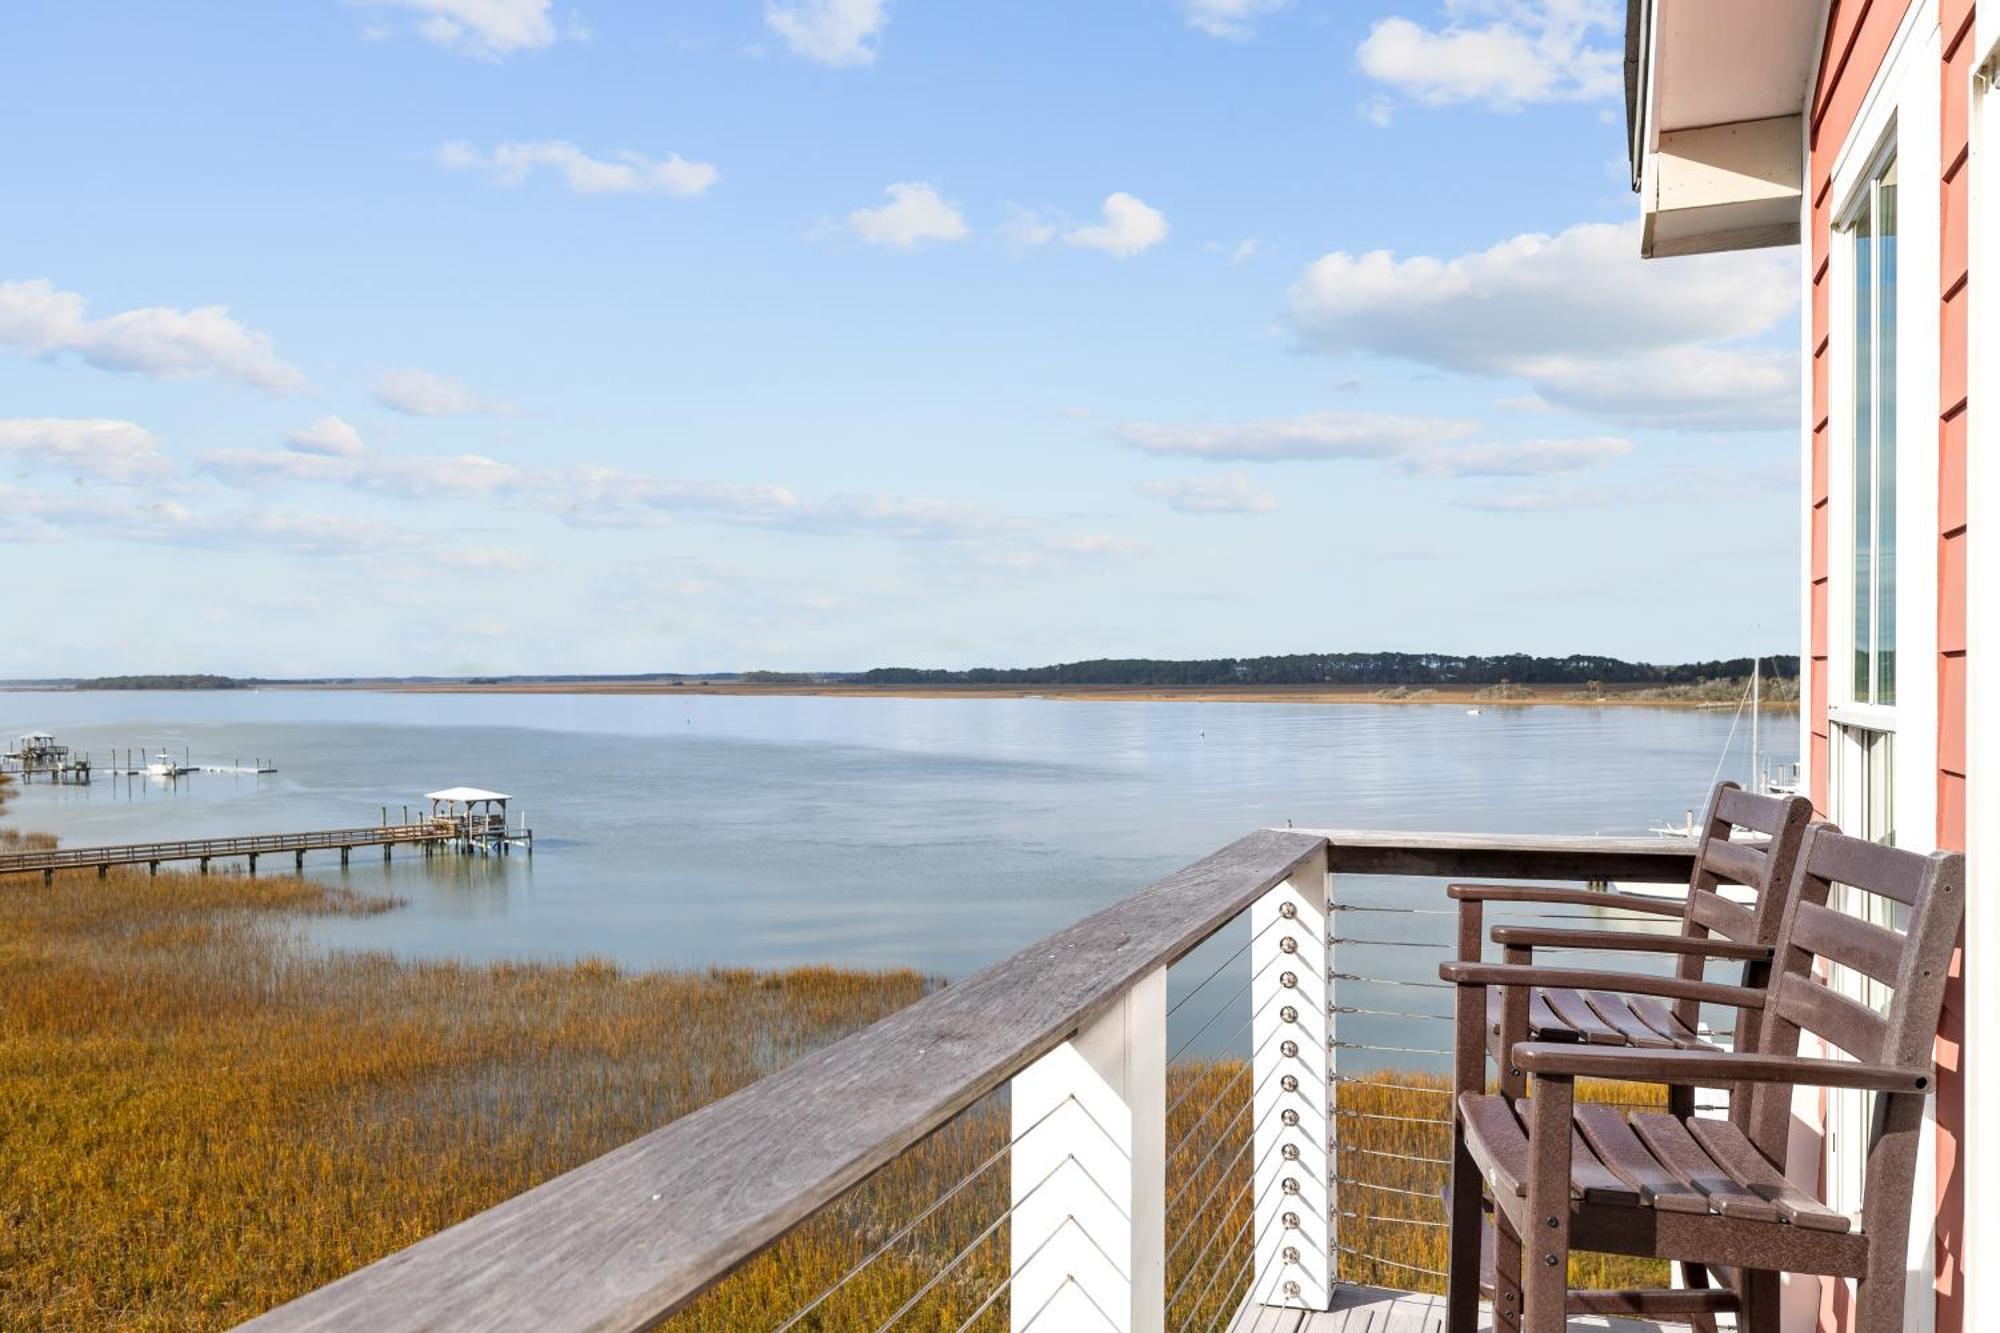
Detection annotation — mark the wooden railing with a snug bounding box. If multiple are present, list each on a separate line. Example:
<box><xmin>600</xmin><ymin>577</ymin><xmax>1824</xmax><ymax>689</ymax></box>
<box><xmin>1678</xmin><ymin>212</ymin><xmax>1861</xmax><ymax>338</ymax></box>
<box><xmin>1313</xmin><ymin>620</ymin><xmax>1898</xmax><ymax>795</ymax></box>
<box><xmin>239</xmin><ymin>829</ymin><xmax>1697</xmax><ymax>1332</ymax></box>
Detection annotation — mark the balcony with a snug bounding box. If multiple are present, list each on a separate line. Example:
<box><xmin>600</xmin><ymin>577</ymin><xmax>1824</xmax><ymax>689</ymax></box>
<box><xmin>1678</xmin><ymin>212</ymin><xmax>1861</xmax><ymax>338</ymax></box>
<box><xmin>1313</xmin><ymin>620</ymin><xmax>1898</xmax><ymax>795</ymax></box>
<box><xmin>241</xmin><ymin>828</ymin><xmax>1707</xmax><ymax>1332</ymax></box>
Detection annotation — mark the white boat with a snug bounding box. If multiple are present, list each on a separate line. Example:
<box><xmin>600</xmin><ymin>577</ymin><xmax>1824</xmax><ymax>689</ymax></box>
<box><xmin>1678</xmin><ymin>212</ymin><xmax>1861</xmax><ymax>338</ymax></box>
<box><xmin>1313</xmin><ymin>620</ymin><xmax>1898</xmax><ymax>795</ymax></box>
<box><xmin>145</xmin><ymin>750</ymin><xmax>189</xmax><ymax>778</ymax></box>
<box><xmin>1650</xmin><ymin>809</ymin><xmax>1700</xmax><ymax>839</ymax></box>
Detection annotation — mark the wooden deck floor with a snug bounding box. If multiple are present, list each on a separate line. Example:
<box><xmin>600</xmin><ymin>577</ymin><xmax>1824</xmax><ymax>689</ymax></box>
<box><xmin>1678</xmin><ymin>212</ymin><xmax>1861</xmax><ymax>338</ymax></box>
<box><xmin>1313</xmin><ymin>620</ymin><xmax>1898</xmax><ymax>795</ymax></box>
<box><xmin>1224</xmin><ymin>1286</ymin><xmax>1675</xmax><ymax>1333</ymax></box>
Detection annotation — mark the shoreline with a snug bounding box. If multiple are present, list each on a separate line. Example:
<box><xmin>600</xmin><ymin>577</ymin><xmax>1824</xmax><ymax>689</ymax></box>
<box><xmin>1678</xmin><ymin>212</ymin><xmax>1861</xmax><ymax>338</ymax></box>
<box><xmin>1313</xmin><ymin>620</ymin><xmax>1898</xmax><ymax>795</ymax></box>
<box><xmin>280</xmin><ymin>681</ymin><xmax>1801</xmax><ymax>710</ymax></box>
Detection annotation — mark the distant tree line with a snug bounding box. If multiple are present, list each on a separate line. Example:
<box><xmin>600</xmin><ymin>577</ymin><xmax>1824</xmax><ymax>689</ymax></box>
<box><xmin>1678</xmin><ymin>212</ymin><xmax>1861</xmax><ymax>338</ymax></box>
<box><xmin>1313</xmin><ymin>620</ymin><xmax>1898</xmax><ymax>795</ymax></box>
<box><xmin>857</xmin><ymin>653</ymin><xmax>1801</xmax><ymax>689</ymax></box>
<box><xmin>74</xmin><ymin>675</ymin><xmax>246</xmax><ymax>691</ymax></box>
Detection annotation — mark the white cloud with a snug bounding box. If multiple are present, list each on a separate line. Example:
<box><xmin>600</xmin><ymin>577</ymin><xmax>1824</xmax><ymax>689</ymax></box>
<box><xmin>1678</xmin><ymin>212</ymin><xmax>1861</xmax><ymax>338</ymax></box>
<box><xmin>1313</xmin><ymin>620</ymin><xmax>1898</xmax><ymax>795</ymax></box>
<box><xmin>1065</xmin><ymin>193</ymin><xmax>1169</xmax><ymax>258</ymax></box>
<box><xmin>1358</xmin><ymin>1</ymin><xmax>1622</xmax><ymax>109</ymax></box>
<box><xmin>0</xmin><ymin>482</ymin><xmax>451</xmax><ymax>559</ymax></box>
<box><xmin>1524</xmin><ymin>345</ymin><xmax>1800</xmax><ymax>430</ymax></box>
<box><xmin>766</xmin><ymin>0</ymin><xmax>887</xmax><ymax>66</ymax></box>
<box><xmin>360</xmin><ymin>0</ymin><xmax>561</xmax><ymax>59</ymax></box>
<box><xmin>199</xmin><ymin>442</ymin><xmax>1028</xmax><ymax>544</ymax></box>
<box><xmin>1184</xmin><ymin>0</ymin><xmax>1290</xmax><ymax>39</ymax></box>
<box><xmin>1404</xmin><ymin>436</ymin><xmax>1632</xmax><ymax>476</ymax></box>
<box><xmin>1120</xmin><ymin>410</ymin><xmax>1476</xmax><ymax>462</ymax></box>
<box><xmin>375</xmin><ymin>368</ymin><xmax>517</xmax><ymax>417</ymax></box>
<box><xmin>0</xmin><ymin>279</ymin><xmax>306</xmax><ymax>393</ymax></box>
<box><xmin>0</xmin><ymin>418</ymin><xmax>170</xmax><ymax>482</ymax></box>
<box><xmin>1140</xmin><ymin>473</ymin><xmax>1278</xmax><ymax>514</ymax></box>
<box><xmin>1287</xmin><ymin>220</ymin><xmax>1799</xmax><ymax>428</ymax></box>
<box><xmin>1001</xmin><ymin>206</ymin><xmax>1058</xmax><ymax>248</ymax></box>
<box><xmin>437</xmin><ymin>140</ymin><xmax>718</xmax><ymax>197</ymax></box>
<box><xmin>286</xmin><ymin>415</ymin><xmax>367</xmax><ymax>458</ymax></box>
<box><xmin>848</xmin><ymin>183</ymin><xmax>970</xmax><ymax>248</ymax></box>
<box><xmin>1462</xmin><ymin>488</ymin><xmax>1616</xmax><ymax>512</ymax></box>
<box><xmin>199</xmin><ymin>448</ymin><xmax>363</xmax><ymax>486</ymax></box>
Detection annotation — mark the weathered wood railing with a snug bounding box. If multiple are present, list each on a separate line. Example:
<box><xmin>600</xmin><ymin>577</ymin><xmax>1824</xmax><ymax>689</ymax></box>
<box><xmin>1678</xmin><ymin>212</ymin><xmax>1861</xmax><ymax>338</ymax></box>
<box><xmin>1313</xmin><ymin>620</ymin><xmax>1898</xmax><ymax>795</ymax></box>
<box><xmin>240</xmin><ymin>829</ymin><xmax>1697</xmax><ymax>1332</ymax></box>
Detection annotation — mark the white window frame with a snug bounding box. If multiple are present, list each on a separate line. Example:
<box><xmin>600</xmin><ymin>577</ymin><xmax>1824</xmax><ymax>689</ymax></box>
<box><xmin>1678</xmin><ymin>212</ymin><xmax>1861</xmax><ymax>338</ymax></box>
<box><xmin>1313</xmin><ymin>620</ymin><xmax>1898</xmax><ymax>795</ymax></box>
<box><xmin>1833</xmin><ymin>143</ymin><xmax>1903</xmax><ymax>720</ymax></box>
<box><xmin>1825</xmin><ymin>4</ymin><xmax>1942</xmax><ymax>842</ymax></box>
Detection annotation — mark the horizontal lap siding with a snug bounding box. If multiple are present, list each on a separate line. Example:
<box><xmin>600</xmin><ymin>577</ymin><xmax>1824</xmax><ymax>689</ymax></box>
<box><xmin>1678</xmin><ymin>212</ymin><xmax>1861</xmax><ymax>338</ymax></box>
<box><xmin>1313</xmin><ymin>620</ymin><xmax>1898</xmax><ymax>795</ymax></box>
<box><xmin>1808</xmin><ymin>5</ymin><xmax>1976</xmax><ymax>1332</ymax></box>
<box><xmin>1938</xmin><ymin>11</ymin><xmax>1972</xmax><ymax>1329</ymax></box>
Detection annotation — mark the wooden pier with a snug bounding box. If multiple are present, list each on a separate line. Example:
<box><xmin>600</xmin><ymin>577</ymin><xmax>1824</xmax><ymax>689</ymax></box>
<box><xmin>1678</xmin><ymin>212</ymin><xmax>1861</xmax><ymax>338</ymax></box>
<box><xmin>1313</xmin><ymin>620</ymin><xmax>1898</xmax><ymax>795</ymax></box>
<box><xmin>0</xmin><ymin>816</ymin><xmax>531</xmax><ymax>884</ymax></box>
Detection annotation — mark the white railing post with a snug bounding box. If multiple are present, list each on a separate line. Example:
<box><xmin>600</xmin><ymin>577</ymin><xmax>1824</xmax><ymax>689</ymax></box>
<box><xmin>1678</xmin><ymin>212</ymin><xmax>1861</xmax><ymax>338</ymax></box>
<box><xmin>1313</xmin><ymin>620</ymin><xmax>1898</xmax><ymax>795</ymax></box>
<box><xmin>1011</xmin><ymin>966</ymin><xmax>1166</xmax><ymax>1333</ymax></box>
<box><xmin>1252</xmin><ymin>845</ymin><xmax>1333</xmax><ymax>1310</ymax></box>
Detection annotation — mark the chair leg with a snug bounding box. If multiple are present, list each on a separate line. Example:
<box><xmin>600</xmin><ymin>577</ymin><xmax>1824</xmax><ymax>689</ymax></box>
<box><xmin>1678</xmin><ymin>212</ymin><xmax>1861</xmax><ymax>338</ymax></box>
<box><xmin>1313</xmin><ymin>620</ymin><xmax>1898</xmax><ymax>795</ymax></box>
<box><xmin>1855</xmin><ymin>1260</ymin><xmax>1909</xmax><ymax>1333</ymax></box>
<box><xmin>1737</xmin><ymin>1268</ymin><xmax>1780</xmax><ymax>1333</ymax></box>
<box><xmin>1492</xmin><ymin>1209</ymin><xmax>1524</xmax><ymax>1331</ymax></box>
<box><xmin>1446</xmin><ymin>1121</ymin><xmax>1483</xmax><ymax>1332</ymax></box>
<box><xmin>1672</xmin><ymin>1260</ymin><xmax>1720</xmax><ymax>1333</ymax></box>
<box><xmin>1522</xmin><ymin>1078</ymin><xmax>1574</xmax><ymax>1333</ymax></box>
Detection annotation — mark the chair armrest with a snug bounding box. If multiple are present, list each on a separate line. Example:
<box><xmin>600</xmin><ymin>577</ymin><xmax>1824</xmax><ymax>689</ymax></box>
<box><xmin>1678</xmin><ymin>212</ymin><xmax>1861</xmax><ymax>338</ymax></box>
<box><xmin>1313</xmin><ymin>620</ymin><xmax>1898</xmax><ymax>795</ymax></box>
<box><xmin>1445</xmin><ymin>882</ymin><xmax>1688</xmax><ymax>919</ymax></box>
<box><xmin>1512</xmin><ymin>1044</ymin><xmax>1932</xmax><ymax>1093</ymax></box>
<box><xmin>1437</xmin><ymin>961</ymin><xmax>1765</xmax><ymax>1010</ymax></box>
<box><xmin>1487</xmin><ymin>925</ymin><xmax>1772</xmax><ymax>961</ymax></box>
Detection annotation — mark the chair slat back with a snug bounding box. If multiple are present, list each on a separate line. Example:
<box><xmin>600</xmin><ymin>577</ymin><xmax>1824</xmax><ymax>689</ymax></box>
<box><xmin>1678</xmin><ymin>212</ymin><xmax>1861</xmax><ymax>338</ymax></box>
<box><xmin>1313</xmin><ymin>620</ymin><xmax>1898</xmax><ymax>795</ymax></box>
<box><xmin>1714</xmin><ymin>783</ymin><xmax>1800</xmax><ymax>836</ymax></box>
<box><xmin>1675</xmin><ymin>783</ymin><xmax>1812</xmax><ymax>952</ymax></box>
<box><xmin>1670</xmin><ymin>784</ymin><xmax>1813</xmax><ymax>1044</ymax></box>
<box><xmin>1770</xmin><ymin>972</ymin><xmax>1887</xmax><ymax>1063</ymax></box>
<box><xmin>1745</xmin><ymin>825</ymin><xmax>1965</xmax><ymax>1198</ymax></box>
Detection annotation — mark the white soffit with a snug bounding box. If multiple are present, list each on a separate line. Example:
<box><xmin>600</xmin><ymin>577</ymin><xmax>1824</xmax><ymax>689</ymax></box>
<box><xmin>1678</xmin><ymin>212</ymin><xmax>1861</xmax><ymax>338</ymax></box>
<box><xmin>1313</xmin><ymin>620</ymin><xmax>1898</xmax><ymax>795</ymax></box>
<box><xmin>1651</xmin><ymin>0</ymin><xmax>1820</xmax><ymax>140</ymax></box>
<box><xmin>1637</xmin><ymin>0</ymin><xmax>1818</xmax><ymax>256</ymax></box>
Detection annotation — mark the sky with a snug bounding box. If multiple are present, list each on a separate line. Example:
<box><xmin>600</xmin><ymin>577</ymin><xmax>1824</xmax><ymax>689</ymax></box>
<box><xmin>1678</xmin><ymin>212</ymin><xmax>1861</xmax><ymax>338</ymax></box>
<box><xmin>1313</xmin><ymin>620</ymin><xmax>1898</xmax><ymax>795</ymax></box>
<box><xmin>0</xmin><ymin>0</ymin><xmax>1803</xmax><ymax>677</ymax></box>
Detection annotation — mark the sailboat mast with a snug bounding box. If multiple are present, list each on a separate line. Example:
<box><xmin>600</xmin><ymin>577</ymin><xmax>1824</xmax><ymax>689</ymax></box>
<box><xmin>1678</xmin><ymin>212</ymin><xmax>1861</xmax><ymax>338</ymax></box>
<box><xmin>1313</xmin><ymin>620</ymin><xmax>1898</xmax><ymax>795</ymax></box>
<box><xmin>1750</xmin><ymin>656</ymin><xmax>1760</xmax><ymax>791</ymax></box>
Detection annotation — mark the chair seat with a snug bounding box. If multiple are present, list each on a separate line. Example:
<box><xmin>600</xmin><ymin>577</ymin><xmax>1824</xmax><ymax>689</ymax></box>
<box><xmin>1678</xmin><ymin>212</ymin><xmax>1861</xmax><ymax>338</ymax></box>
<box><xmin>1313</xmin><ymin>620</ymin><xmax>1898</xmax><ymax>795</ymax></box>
<box><xmin>1487</xmin><ymin>986</ymin><xmax>1725</xmax><ymax>1051</ymax></box>
<box><xmin>1456</xmin><ymin>1092</ymin><xmax>1850</xmax><ymax>1232</ymax></box>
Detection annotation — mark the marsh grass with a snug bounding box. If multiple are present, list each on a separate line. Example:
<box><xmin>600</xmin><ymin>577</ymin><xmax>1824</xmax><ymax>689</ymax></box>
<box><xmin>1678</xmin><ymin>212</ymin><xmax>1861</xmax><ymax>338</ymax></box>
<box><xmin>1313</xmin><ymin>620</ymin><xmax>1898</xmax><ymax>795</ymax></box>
<box><xmin>0</xmin><ymin>777</ymin><xmax>1667</xmax><ymax>1330</ymax></box>
<box><xmin>0</xmin><ymin>854</ymin><xmax>931</xmax><ymax>1329</ymax></box>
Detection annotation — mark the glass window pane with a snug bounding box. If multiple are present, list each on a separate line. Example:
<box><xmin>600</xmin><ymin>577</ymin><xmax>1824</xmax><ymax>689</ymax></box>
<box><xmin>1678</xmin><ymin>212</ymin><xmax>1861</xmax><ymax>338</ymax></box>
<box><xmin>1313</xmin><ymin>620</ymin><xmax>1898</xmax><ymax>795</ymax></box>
<box><xmin>1852</xmin><ymin>201</ymin><xmax>1874</xmax><ymax>702</ymax></box>
<box><xmin>1876</xmin><ymin>173</ymin><xmax>1898</xmax><ymax>705</ymax></box>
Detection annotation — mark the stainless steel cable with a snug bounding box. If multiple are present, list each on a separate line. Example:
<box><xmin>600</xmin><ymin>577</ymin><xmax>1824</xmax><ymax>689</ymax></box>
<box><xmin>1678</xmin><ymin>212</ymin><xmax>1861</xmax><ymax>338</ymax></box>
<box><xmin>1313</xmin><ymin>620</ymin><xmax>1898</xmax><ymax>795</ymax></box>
<box><xmin>1335</xmin><ymin>1175</ymin><xmax>1442</xmax><ymax>1202</ymax></box>
<box><xmin>1328</xmin><ymin>937</ymin><xmax>1453</xmax><ymax>948</ymax></box>
<box><xmin>1333</xmin><ymin>972</ymin><xmax>1452</xmax><ymax>991</ymax></box>
<box><xmin>1331</xmin><ymin>1004</ymin><xmax>1452</xmax><ymax>1022</ymax></box>
<box><xmin>1331</xmin><ymin>1139</ymin><xmax>1451</xmax><ymax>1167</ymax></box>
<box><xmin>1333</xmin><ymin>1107</ymin><xmax>1450</xmax><ymax>1126</ymax></box>
<box><xmin>1331</xmin><ymin>1039</ymin><xmax>1453</xmax><ymax>1057</ymax></box>
<box><xmin>1333</xmin><ymin>1242</ymin><xmax>1448</xmax><ymax>1280</ymax></box>
<box><xmin>1331</xmin><ymin>1074</ymin><xmax>1451</xmax><ymax>1096</ymax></box>
<box><xmin>866</xmin><ymin>1147</ymin><xmax>1110</xmax><ymax>1333</ymax></box>
<box><xmin>772</xmin><ymin>1096</ymin><xmax>1071</xmax><ymax>1333</ymax></box>
<box><xmin>1339</xmin><ymin>1209</ymin><xmax>1449</xmax><ymax>1229</ymax></box>
<box><xmin>1166</xmin><ymin>1200</ymin><xmax>1258</xmax><ymax>1315</ymax></box>
<box><xmin>1167</xmin><ymin>952</ymin><xmax>1286</xmax><ymax>1068</ymax></box>
<box><xmin>1167</xmin><ymin>1066</ymin><xmax>1251</xmax><ymax>1159</ymax></box>
<box><xmin>1165</xmin><ymin>1190</ymin><xmax>1263</xmax><ymax>1313</ymax></box>
<box><xmin>1169</xmin><ymin>914</ymin><xmax>1281</xmax><ymax>1019</ymax></box>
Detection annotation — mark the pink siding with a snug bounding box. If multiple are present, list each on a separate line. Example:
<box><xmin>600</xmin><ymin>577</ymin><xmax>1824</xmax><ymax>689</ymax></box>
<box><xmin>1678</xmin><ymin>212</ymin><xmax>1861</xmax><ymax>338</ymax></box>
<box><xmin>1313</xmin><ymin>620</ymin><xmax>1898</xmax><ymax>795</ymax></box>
<box><xmin>1808</xmin><ymin>0</ymin><xmax>1974</xmax><ymax>1326</ymax></box>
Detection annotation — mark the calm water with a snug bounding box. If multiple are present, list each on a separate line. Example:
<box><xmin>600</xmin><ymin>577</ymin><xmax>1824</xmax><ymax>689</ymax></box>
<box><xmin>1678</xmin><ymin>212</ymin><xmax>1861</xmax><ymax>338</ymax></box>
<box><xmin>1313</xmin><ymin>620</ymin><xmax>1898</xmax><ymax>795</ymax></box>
<box><xmin>1</xmin><ymin>690</ymin><xmax>1792</xmax><ymax>986</ymax></box>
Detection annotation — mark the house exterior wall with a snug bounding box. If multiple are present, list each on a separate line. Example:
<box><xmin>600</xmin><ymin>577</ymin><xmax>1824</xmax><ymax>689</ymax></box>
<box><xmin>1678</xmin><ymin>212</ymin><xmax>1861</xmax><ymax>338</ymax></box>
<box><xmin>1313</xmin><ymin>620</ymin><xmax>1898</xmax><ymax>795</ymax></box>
<box><xmin>1806</xmin><ymin>0</ymin><xmax>1971</xmax><ymax>1329</ymax></box>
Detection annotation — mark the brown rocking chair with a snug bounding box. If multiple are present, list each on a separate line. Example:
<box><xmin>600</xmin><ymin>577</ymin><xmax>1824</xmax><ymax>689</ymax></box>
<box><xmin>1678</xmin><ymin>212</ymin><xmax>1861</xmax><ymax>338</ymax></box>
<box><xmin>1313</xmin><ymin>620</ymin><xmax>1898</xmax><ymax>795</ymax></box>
<box><xmin>1443</xmin><ymin>822</ymin><xmax>1963</xmax><ymax>1332</ymax></box>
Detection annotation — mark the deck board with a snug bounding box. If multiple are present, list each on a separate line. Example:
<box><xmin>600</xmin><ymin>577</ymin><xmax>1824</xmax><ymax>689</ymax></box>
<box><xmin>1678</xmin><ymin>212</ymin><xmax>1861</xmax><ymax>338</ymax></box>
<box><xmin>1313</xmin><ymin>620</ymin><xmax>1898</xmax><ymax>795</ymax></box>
<box><xmin>1227</xmin><ymin>1286</ymin><xmax>1676</xmax><ymax>1333</ymax></box>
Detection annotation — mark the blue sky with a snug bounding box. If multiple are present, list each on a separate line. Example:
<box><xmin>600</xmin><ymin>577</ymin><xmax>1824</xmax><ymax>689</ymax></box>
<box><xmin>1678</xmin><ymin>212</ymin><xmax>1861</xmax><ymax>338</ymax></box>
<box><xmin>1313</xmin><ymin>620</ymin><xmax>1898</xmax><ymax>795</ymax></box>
<box><xmin>0</xmin><ymin>0</ymin><xmax>1801</xmax><ymax>676</ymax></box>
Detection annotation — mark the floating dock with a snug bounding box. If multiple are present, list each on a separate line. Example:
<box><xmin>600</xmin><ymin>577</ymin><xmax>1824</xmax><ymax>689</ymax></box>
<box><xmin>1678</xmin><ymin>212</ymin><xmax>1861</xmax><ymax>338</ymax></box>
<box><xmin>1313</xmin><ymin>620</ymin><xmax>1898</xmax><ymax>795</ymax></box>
<box><xmin>2</xmin><ymin>735</ymin><xmax>278</xmax><ymax>784</ymax></box>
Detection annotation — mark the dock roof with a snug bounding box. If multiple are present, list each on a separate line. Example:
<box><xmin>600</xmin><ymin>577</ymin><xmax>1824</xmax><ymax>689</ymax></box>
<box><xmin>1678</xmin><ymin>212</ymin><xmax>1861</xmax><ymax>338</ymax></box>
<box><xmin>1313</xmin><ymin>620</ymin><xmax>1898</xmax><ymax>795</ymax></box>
<box><xmin>426</xmin><ymin>786</ymin><xmax>510</xmax><ymax>803</ymax></box>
